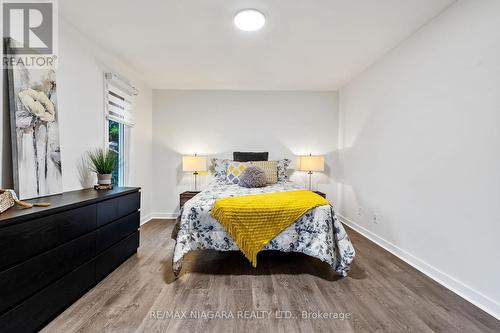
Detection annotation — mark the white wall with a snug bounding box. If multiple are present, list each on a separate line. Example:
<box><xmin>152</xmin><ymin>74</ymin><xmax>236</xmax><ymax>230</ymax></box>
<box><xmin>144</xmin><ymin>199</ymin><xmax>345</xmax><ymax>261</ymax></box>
<box><xmin>338</xmin><ymin>0</ymin><xmax>500</xmax><ymax>318</ymax></box>
<box><xmin>1</xmin><ymin>18</ymin><xmax>153</xmax><ymax>221</ymax></box>
<box><xmin>152</xmin><ymin>90</ymin><xmax>339</xmax><ymax>215</ymax></box>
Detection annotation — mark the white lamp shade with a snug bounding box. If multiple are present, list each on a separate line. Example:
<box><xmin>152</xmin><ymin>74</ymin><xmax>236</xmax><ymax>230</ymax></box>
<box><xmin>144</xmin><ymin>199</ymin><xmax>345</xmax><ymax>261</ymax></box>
<box><xmin>182</xmin><ymin>155</ymin><xmax>207</xmax><ymax>172</ymax></box>
<box><xmin>299</xmin><ymin>155</ymin><xmax>325</xmax><ymax>172</ymax></box>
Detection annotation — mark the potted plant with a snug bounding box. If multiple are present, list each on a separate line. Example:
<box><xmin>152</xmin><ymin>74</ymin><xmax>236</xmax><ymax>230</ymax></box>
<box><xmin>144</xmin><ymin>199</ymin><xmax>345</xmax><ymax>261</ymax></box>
<box><xmin>88</xmin><ymin>148</ymin><xmax>117</xmax><ymax>186</ymax></box>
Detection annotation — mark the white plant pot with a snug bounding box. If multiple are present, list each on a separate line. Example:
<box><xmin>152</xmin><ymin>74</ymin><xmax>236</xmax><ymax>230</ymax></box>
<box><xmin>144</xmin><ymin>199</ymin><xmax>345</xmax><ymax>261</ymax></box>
<box><xmin>97</xmin><ymin>174</ymin><xmax>112</xmax><ymax>185</ymax></box>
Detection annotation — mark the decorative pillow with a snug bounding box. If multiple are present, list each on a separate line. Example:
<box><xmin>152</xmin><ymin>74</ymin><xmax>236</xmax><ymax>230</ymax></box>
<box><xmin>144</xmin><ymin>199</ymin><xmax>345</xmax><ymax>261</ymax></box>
<box><xmin>210</xmin><ymin>158</ymin><xmax>230</xmax><ymax>181</ymax></box>
<box><xmin>226</xmin><ymin>161</ymin><xmax>249</xmax><ymax>184</ymax></box>
<box><xmin>233</xmin><ymin>152</ymin><xmax>268</xmax><ymax>162</ymax></box>
<box><xmin>277</xmin><ymin>159</ymin><xmax>291</xmax><ymax>182</ymax></box>
<box><xmin>250</xmin><ymin>161</ymin><xmax>278</xmax><ymax>184</ymax></box>
<box><xmin>238</xmin><ymin>166</ymin><xmax>267</xmax><ymax>188</ymax></box>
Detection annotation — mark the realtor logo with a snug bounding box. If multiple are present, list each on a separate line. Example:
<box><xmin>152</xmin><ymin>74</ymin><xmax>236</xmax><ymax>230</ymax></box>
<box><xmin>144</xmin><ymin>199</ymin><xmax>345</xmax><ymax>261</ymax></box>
<box><xmin>2</xmin><ymin>0</ymin><xmax>55</xmax><ymax>54</ymax></box>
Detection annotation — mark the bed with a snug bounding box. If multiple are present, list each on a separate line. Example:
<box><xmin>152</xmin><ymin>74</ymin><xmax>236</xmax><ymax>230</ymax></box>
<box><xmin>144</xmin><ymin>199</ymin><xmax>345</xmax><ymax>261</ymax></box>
<box><xmin>172</xmin><ymin>179</ymin><xmax>355</xmax><ymax>277</ymax></box>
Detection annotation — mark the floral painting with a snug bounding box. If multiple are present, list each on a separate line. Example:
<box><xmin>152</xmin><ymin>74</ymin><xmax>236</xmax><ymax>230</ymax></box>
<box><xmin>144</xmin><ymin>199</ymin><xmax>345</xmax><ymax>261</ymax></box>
<box><xmin>6</xmin><ymin>40</ymin><xmax>62</xmax><ymax>199</ymax></box>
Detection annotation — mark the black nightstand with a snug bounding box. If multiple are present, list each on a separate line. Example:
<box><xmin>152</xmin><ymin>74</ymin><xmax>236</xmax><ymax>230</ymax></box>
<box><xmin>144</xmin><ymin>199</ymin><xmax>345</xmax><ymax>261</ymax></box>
<box><xmin>180</xmin><ymin>191</ymin><xmax>200</xmax><ymax>208</ymax></box>
<box><xmin>313</xmin><ymin>191</ymin><xmax>326</xmax><ymax>199</ymax></box>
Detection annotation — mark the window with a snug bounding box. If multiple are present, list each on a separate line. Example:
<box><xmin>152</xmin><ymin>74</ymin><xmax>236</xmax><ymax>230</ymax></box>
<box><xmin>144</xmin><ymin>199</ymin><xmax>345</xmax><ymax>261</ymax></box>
<box><xmin>108</xmin><ymin>120</ymin><xmax>125</xmax><ymax>186</ymax></box>
<box><xmin>104</xmin><ymin>73</ymin><xmax>138</xmax><ymax>187</ymax></box>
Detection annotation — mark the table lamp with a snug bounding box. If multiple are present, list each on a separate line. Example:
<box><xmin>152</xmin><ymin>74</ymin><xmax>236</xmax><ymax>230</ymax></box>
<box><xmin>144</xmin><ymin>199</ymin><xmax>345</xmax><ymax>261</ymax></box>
<box><xmin>299</xmin><ymin>154</ymin><xmax>325</xmax><ymax>190</ymax></box>
<box><xmin>182</xmin><ymin>154</ymin><xmax>207</xmax><ymax>191</ymax></box>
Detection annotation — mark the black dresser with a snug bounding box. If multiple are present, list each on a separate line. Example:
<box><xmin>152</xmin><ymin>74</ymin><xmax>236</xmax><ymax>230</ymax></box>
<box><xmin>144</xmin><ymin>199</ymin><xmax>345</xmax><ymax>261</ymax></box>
<box><xmin>0</xmin><ymin>187</ymin><xmax>141</xmax><ymax>333</ymax></box>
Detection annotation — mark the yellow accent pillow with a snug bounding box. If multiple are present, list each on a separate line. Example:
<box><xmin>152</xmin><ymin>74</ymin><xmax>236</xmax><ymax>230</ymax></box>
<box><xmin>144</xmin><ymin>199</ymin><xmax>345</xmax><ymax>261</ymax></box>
<box><xmin>227</xmin><ymin>161</ymin><xmax>249</xmax><ymax>184</ymax></box>
<box><xmin>251</xmin><ymin>161</ymin><xmax>278</xmax><ymax>184</ymax></box>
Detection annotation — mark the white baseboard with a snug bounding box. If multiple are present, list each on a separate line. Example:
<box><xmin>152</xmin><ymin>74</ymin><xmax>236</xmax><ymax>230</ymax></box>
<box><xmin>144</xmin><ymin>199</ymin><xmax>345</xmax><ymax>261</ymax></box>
<box><xmin>338</xmin><ymin>214</ymin><xmax>500</xmax><ymax>320</ymax></box>
<box><xmin>141</xmin><ymin>212</ymin><xmax>178</xmax><ymax>225</ymax></box>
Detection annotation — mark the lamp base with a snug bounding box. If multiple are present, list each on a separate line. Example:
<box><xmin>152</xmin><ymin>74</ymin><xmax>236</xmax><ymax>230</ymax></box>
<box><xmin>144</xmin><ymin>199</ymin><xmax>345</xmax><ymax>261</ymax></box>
<box><xmin>193</xmin><ymin>171</ymin><xmax>199</xmax><ymax>191</ymax></box>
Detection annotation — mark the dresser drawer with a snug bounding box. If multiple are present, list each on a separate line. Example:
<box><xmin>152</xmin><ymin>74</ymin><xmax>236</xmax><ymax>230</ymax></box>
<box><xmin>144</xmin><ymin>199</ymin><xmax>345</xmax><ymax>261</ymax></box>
<box><xmin>96</xmin><ymin>211</ymin><xmax>140</xmax><ymax>253</ymax></box>
<box><xmin>0</xmin><ymin>259</ymin><xmax>95</xmax><ymax>333</ymax></box>
<box><xmin>96</xmin><ymin>192</ymin><xmax>140</xmax><ymax>227</ymax></box>
<box><xmin>95</xmin><ymin>231</ymin><xmax>139</xmax><ymax>281</ymax></box>
<box><xmin>0</xmin><ymin>232</ymin><xmax>95</xmax><ymax>314</ymax></box>
<box><xmin>0</xmin><ymin>204</ymin><xmax>97</xmax><ymax>271</ymax></box>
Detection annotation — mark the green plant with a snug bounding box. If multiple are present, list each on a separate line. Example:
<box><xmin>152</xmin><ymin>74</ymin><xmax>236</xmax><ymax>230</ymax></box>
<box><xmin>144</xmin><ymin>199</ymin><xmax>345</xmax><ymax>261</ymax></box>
<box><xmin>87</xmin><ymin>148</ymin><xmax>117</xmax><ymax>174</ymax></box>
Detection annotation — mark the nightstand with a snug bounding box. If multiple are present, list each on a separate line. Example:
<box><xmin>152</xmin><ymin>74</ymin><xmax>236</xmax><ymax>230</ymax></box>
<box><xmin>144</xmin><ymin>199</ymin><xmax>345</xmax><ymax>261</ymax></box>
<box><xmin>180</xmin><ymin>191</ymin><xmax>200</xmax><ymax>208</ymax></box>
<box><xmin>313</xmin><ymin>191</ymin><xmax>326</xmax><ymax>199</ymax></box>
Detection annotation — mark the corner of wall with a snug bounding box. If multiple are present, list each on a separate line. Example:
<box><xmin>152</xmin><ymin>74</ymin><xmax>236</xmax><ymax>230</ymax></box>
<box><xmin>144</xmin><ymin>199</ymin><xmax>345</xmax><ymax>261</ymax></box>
<box><xmin>1</xmin><ymin>59</ymin><xmax>13</xmax><ymax>189</ymax></box>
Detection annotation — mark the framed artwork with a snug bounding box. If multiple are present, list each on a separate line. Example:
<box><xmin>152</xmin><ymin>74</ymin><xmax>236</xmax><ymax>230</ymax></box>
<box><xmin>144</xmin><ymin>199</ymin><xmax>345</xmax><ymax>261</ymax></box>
<box><xmin>4</xmin><ymin>38</ymin><xmax>62</xmax><ymax>199</ymax></box>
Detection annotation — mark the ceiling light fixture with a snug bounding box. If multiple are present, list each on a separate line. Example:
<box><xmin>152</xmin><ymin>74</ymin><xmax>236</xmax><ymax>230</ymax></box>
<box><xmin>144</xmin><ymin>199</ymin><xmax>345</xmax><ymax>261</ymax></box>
<box><xmin>234</xmin><ymin>9</ymin><xmax>266</xmax><ymax>32</ymax></box>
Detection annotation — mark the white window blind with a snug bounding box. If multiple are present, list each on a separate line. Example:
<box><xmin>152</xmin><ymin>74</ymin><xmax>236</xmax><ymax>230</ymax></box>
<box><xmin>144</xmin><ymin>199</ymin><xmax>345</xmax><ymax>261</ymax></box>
<box><xmin>105</xmin><ymin>73</ymin><xmax>138</xmax><ymax>126</ymax></box>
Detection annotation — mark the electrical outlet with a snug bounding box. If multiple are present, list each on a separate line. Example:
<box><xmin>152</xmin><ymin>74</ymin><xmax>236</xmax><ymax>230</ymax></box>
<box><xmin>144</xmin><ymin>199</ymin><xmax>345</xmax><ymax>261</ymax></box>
<box><xmin>373</xmin><ymin>213</ymin><xmax>379</xmax><ymax>224</ymax></box>
<box><xmin>357</xmin><ymin>207</ymin><xmax>362</xmax><ymax>216</ymax></box>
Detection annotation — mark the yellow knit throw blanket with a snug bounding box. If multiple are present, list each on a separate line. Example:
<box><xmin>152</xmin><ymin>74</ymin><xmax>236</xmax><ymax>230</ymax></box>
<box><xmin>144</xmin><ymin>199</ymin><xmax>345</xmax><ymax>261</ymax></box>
<box><xmin>211</xmin><ymin>190</ymin><xmax>329</xmax><ymax>267</ymax></box>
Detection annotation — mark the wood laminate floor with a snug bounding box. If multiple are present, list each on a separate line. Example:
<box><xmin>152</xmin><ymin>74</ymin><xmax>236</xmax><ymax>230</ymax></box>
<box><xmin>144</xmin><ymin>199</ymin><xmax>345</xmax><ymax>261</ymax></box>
<box><xmin>42</xmin><ymin>219</ymin><xmax>500</xmax><ymax>333</ymax></box>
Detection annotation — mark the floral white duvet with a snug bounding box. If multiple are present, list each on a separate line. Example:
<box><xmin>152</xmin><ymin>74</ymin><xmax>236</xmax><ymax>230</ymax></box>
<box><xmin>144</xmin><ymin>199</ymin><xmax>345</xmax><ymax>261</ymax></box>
<box><xmin>172</xmin><ymin>180</ymin><xmax>355</xmax><ymax>276</ymax></box>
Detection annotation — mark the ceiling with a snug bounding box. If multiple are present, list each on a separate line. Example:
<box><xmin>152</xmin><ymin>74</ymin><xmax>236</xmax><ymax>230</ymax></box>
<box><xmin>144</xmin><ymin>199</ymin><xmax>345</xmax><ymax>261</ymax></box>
<box><xmin>60</xmin><ymin>0</ymin><xmax>455</xmax><ymax>90</ymax></box>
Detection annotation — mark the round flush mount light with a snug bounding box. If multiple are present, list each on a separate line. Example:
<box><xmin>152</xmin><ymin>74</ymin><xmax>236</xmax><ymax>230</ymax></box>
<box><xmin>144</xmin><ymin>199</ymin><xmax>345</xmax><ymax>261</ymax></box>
<box><xmin>234</xmin><ymin>9</ymin><xmax>266</xmax><ymax>31</ymax></box>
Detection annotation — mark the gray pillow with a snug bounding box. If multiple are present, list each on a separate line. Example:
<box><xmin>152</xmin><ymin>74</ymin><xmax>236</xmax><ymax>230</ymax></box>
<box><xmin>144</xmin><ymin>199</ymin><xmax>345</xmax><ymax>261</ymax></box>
<box><xmin>238</xmin><ymin>166</ymin><xmax>267</xmax><ymax>188</ymax></box>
